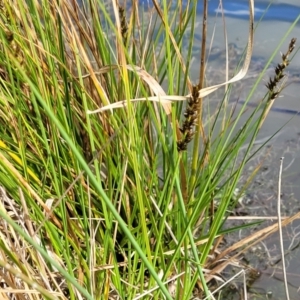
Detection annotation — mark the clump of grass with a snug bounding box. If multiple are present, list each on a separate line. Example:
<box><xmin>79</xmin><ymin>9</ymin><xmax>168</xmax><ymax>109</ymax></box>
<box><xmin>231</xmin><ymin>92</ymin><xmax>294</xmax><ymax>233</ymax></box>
<box><xmin>0</xmin><ymin>0</ymin><xmax>299</xmax><ymax>299</ymax></box>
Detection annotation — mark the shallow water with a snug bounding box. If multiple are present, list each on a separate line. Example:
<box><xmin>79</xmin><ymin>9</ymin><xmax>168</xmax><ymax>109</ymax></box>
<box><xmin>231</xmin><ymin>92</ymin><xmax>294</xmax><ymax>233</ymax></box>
<box><xmin>192</xmin><ymin>1</ymin><xmax>300</xmax><ymax>298</ymax></box>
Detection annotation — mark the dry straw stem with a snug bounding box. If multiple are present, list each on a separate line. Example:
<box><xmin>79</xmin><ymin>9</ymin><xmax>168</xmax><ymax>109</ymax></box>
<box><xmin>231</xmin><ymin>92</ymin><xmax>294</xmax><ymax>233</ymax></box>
<box><xmin>277</xmin><ymin>157</ymin><xmax>290</xmax><ymax>300</ymax></box>
<box><xmin>205</xmin><ymin>208</ymin><xmax>300</xmax><ymax>283</ymax></box>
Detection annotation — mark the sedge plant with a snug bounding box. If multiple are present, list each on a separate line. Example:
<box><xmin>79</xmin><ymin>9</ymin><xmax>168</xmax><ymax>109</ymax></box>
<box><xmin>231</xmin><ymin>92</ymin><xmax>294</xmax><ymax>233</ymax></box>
<box><xmin>0</xmin><ymin>0</ymin><xmax>299</xmax><ymax>299</ymax></box>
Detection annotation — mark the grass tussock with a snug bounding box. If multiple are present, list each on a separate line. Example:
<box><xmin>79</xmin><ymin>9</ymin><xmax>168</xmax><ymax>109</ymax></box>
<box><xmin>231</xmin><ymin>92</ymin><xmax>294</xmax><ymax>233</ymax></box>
<box><xmin>0</xmin><ymin>0</ymin><xmax>299</xmax><ymax>299</ymax></box>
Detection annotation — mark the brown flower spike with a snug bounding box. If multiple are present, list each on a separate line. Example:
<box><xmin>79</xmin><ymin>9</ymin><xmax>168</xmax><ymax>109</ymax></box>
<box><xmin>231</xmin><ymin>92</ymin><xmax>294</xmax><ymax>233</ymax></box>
<box><xmin>177</xmin><ymin>85</ymin><xmax>200</xmax><ymax>151</ymax></box>
<box><xmin>266</xmin><ymin>38</ymin><xmax>296</xmax><ymax>101</ymax></box>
